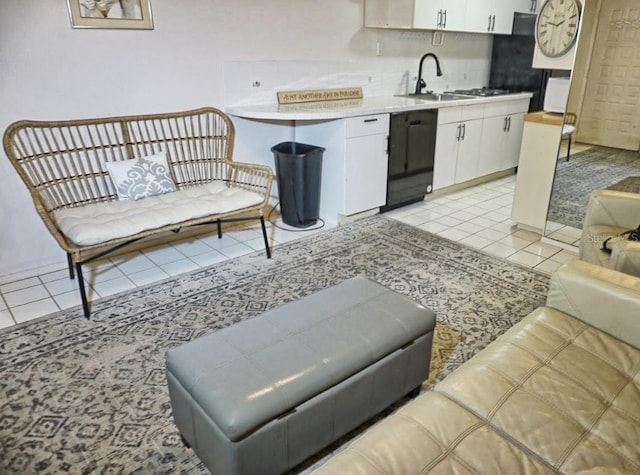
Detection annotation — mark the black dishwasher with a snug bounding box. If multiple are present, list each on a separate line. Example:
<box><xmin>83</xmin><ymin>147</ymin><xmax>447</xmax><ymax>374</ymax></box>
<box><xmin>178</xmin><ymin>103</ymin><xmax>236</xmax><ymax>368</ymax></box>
<box><xmin>382</xmin><ymin>109</ymin><xmax>438</xmax><ymax>212</ymax></box>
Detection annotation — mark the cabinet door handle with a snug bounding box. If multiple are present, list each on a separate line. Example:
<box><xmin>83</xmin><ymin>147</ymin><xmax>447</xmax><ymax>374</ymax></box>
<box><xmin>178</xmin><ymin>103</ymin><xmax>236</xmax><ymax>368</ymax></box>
<box><xmin>461</xmin><ymin>123</ymin><xmax>466</xmax><ymax>140</ymax></box>
<box><xmin>488</xmin><ymin>15</ymin><xmax>492</xmax><ymax>32</ymax></box>
<box><xmin>492</xmin><ymin>15</ymin><xmax>496</xmax><ymax>32</ymax></box>
<box><xmin>503</xmin><ymin>116</ymin><xmax>508</xmax><ymax>131</ymax></box>
<box><xmin>437</xmin><ymin>9</ymin><xmax>442</xmax><ymax>28</ymax></box>
<box><xmin>508</xmin><ymin>116</ymin><xmax>512</xmax><ymax>131</ymax></box>
<box><xmin>532</xmin><ymin>0</ymin><xmax>537</xmax><ymax>13</ymax></box>
<box><xmin>409</xmin><ymin>120</ymin><xmax>421</xmax><ymax>126</ymax></box>
<box><xmin>364</xmin><ymin>118</ymin><xmax>378</xmax><ymax>123</ymax></box>
<box><xmin>443</xmin><ymin>10</ymin><xmax>447</xmax><ymax>28</ymax></box>
<box><xmin>456</xmin><ymin>124</ymin><xmax>461</xmax><ymax>141</ymax></box>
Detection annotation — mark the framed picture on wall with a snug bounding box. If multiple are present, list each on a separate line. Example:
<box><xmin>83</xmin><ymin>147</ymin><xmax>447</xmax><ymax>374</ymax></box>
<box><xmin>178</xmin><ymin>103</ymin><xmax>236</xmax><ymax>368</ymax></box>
<box><xmin>66</xmin><ymin>0</ymin><xmax>154</xmax><ymax>29</ymax></box>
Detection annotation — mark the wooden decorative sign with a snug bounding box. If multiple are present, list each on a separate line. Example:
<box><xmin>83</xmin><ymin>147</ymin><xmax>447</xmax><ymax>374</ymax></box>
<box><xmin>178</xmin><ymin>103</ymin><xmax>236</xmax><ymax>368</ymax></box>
<box><xmin>277</xmin><ymin>87</ymin><xmax>363</xmax><ymax>104</ymax></box>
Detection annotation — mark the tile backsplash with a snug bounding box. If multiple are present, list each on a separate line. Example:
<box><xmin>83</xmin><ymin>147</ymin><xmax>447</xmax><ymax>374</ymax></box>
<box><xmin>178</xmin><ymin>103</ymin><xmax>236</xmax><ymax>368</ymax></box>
<box><xmin>224</xmin><ymin>32</ymin><xmax>493</xmax><ymax>106</ymax></box>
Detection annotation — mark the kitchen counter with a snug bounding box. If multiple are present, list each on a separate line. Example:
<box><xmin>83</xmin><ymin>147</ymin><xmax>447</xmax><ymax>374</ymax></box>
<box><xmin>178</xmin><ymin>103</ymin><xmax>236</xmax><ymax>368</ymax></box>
<box><xmin>226</xmin><ymin>92</ymin><xmax>534</xmax><ymax>121</ymax></box>
<box><xmin>523</xmin><ymin>111</ymin><xmax>565</xmax><ymax>126</ymax></box>
<box><xmin>227</xmin><ymin>91</ymin><xmax>533</xmax><ymax>227</ymax></box>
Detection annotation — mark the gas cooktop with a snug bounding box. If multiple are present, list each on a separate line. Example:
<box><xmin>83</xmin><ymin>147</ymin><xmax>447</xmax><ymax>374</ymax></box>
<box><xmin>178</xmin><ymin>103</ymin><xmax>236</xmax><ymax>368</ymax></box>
<box><xmin>446</xmin><ymin>87</ymin><xmax>511</xmax><ymax>97</ymax></box>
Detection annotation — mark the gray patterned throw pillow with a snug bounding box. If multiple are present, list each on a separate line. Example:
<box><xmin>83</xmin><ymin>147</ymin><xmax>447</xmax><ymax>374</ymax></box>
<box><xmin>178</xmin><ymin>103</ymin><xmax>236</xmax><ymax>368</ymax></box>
<box><xmin>106</xmin><ymin>152</ymin><xmax>177</xmax><ymax>201</ymax></box>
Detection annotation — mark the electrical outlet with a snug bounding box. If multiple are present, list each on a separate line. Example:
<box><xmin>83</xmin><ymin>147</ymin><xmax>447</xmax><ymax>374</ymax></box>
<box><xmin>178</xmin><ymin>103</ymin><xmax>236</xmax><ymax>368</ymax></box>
<box><xmin>432</xmin><ymin>31</ymin><xmax>444</xmax><ymax>47</ymax></box>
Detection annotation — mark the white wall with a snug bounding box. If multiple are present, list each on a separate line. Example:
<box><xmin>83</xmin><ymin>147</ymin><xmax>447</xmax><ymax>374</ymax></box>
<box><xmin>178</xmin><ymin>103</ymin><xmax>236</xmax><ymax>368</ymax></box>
<box><xmin>0</xmin><ymin>0</ymin><xmax>492</xmax><ymax>282</ymax></box>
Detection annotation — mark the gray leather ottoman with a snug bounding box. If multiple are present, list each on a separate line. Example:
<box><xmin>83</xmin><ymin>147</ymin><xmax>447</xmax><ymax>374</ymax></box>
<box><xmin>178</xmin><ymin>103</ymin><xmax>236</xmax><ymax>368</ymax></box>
<box><xmin>165</xmin><ymin>276</ymin><xmax>436</xmax><ymax>475</ymax></box>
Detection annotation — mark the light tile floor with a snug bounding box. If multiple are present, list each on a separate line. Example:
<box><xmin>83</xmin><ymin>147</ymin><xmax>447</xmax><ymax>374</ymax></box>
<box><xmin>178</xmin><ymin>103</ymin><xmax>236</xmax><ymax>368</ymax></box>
<box><xmin>385</xmin><ymin>174</ymin><xmax>578</xmax><ymax>271</ymax></box>
<box><xmin>0</xmin><ymin>174</ymin><xmax>579</xmax><ymax>330</ymax></box>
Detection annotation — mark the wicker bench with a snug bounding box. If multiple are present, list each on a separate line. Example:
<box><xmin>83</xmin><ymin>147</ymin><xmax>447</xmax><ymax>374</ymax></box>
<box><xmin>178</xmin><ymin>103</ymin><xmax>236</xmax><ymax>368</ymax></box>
<box><xmin>3</xmin><ymin>107</ymin><xmax>274</xmax><ymax>319</ymax></box>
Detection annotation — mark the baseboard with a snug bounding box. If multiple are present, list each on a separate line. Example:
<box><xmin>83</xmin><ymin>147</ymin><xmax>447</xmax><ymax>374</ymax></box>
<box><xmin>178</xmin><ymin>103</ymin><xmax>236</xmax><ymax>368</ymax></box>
<box><xmin>428</xmin><ymin>169</ymin><xmax>516</xmax><ymax>198</ymax></box>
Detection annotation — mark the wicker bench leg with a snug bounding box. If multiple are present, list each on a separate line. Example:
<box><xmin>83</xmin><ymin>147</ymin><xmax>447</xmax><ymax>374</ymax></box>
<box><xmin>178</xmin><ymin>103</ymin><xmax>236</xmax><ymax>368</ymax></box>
<box><xmin>67</xmin><ymin>253</ymin><xmax>75</xmax><ymax>279</ymax></box>
<box><xmin>75</xmin><ymin>263</ymin><xmax>91</xmax><ymax>319</ymax></box>
<box><xmin>260</xmin><ymin>216</ymin><xmax>271</xmax><ymax>259</ymax></box>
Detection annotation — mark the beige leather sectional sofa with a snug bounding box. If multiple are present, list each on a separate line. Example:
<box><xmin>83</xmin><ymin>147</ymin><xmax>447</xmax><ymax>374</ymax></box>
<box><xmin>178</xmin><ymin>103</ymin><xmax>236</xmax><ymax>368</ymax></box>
<box><xmin>579</xmin><ymin>189</ymin><xmax>640</xmax><ymax>278</ymax></box>
<box><xmin>313</xmin><ymin>260</ymin><xmax>640</xmax><ymax>474</ymax></box>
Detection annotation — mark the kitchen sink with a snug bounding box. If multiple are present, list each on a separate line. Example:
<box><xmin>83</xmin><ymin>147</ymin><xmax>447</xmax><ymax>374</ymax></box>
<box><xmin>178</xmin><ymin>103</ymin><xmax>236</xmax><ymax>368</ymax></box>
<box><xmin>395</xmin><ymin>93</ymin><xmax>476</xmax><ymax>101</ymax></box>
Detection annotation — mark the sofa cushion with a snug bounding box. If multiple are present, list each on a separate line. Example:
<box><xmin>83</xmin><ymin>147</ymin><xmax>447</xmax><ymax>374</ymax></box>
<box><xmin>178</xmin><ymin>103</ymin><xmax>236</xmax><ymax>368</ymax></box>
<box><xmin>53</xmin><ymin>181</ymin><xmax>264</xmax><ymax>246</ymax></box>
<box><xmin>312</xmin><ymin>306</ymin><xmax>640</xmax><ymax>474</ymax></box>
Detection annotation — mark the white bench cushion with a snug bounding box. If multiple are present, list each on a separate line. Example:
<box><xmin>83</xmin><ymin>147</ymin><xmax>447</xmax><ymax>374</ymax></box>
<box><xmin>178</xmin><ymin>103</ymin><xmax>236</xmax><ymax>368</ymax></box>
<box><xmin>53</xmin><ymin>181</ymin><xmax>264</xmax><ymax>246</ymax></box>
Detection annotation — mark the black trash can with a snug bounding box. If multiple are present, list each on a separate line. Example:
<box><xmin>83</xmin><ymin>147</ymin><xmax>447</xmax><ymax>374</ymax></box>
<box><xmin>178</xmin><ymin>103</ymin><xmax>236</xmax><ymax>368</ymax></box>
<box><xmin>271</xmin><ymin>141</ymin><xmax>325</xmax><ymax>228</ymax></box>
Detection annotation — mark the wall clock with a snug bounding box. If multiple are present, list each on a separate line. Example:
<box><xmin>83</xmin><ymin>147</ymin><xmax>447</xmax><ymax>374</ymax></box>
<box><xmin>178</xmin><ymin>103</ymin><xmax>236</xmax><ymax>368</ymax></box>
<box><xmin>535</xmin><ymin>0</ymin><xmax>581</xmax><ymax>58</ymax></box>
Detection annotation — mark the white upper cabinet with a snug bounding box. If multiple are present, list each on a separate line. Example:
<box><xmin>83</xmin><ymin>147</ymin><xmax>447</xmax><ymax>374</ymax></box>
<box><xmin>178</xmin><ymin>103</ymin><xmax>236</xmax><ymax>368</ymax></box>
<box><xmin>364</xmin><ymin>0</ymin><xmax>467</xmax><ymax>30</ymax></box>
<box><xmin>413</xmin><ymin>0</ymin><xmax>467</xmax><ymax>31</ymax></box>
<box><xmin>364</xmin><ymin>0</ymin><xmax>414</xmax><ymax>29</ymax></box>
<box><xmin>490</xmin><ymin>0</ymin><xmax>517</xmax><ymax>34</ymax></box>
<box><xmin>465</xmin><ymin>1</ymin><xmax>492</xmax><ymax>33</ymax></box>
<box><xmin>466</xmin><ymin>0</ymin><xmax>515</xmax><ymax>34</ymax></box>
<box><xmin>364</xmin><ymin>0</ymin><xmax>516</xmax><ymax>34</ymax></box>
<box><xmin>514</xmin><ymin>0</ymin><xmax>541</xmax><ymax>14</ymax></box>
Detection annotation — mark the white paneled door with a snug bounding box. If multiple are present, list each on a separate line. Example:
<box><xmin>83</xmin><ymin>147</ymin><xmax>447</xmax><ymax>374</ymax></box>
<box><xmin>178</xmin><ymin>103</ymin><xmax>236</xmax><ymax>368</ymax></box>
<box><xmin>580</xmin><ymin>0</ymin><xmax>640</xmax><ymax>150</ymax></box>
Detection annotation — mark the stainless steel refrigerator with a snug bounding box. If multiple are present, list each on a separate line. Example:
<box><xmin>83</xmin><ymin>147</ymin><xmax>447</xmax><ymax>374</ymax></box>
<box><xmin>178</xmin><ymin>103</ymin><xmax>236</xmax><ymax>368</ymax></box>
<box><xmin>489</xmin><ymin>12</ymin><xmax>550</xmax><ymax>112</ymax></box>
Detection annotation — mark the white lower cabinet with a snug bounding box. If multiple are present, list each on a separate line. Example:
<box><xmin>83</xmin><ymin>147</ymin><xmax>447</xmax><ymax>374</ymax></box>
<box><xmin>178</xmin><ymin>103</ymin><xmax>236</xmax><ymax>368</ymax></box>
<box><xmin>434</xmin><ymin>98</ymin><xmax>529</xmax><ymax>190</ymax></box>
<box><xmin>500</xmin><ymin>113</ymin><xmax>525</xmax><ymax>169</ymax></box>
<box><xmin>295</xmin><ymin>113</ymin><xmax>389</xmax><ymax>223</ymax></box>
<box><xmin>479</xmin><ymin>115</ymin><xmax>508</xmax><ymax>176</ymax></box>
<box><xmin>321</xmin><ymin>113</ymin><xmax>391</xmax><ymax>217</ymax></box>
<box><xmin>479</xmin><ymin>113</ymin><xmax>525</xmax><ymax>175</ymax></box>
<box><xmin>344</xmin><ymin>115</ymin><xmax>390</xmax><ymax>215</ymax></box>
<box><xmin>479</xmin><ymin>99</ymin><xmax>529</xmax><ymax>176</ymax></box>
<box><xmin>433</xmin><ymin>122</ymin><xmax>459</xmax><ymax>189</ymax></box>
<box><xmin>433</xmin><ymin>104</ymin><xmax>484</xmax><ymax>190</ymax></box>
<box><xmin>453</xmin><ymin>120</ymin><xmax>483</xmax><ymax>183</ymax></box>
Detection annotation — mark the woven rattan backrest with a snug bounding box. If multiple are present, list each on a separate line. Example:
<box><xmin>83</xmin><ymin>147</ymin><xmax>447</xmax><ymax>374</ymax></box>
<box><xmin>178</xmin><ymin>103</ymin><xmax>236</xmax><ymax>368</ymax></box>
<box><xmin>3</xmin><ymin>107</ymin><xmax>234</xmax><ymax>213</ymax></box>
<box><xmin>125</xmin><ymin>107</ymin><xmax>234</xmax><ymax>188</ymax></box>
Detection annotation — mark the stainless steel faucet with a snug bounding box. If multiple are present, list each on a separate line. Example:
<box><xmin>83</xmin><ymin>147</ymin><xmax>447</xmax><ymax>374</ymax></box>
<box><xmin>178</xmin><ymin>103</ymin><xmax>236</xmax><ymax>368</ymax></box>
<box><xmin>414</xmin><ymin>53</ymin><xmax>443</xmax><ymax>95</ymax></box>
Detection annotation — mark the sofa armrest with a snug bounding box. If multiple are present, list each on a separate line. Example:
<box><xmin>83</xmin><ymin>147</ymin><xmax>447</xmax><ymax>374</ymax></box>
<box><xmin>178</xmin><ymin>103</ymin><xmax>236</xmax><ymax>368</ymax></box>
<box><xmin>582</xmin><ymin>190</ymin><xmax>640</xmax><ymax>229</ymax></box>
<box><xmin>546</xmin><ymin>260</ymin><xmax>640</xmax><ymax>348</ymax></box>
<box><xmin>579</xmin><ymin>190</ymin><xmax>640</xmax><ymax>262</ymax></box>
<box><xmin>610</xmin><ymin>241</ymin><xmax>640</xmax><ymax>278</ymax></box>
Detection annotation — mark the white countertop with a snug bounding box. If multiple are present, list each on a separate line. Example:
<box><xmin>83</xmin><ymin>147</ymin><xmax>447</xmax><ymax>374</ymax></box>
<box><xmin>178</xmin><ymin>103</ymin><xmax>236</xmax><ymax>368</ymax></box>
<box><xmin>226</xmin><ymin>93</ymin><xmax>534</xmax><ymax>121</ymax></box>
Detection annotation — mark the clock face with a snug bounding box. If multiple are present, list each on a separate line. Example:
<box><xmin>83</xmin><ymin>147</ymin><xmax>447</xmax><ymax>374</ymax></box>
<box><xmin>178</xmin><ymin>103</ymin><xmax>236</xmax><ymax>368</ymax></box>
<box><xmin>536</xmin><ymin>0</ymin><xmax>581</xmax><ymax>58</ymax></box>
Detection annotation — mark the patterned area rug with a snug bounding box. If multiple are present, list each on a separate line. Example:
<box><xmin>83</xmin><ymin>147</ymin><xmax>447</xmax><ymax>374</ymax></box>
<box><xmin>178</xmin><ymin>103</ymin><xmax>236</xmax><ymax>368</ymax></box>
<box><xmin>0</xmin><ymin>216</ymin><xmax>549</xmax><ymax>474</ymax></box>
<box><xmin>547</xmin><ymin>146</ymin><xmax>640</xmax><ymax>229</ymax></box>
<box><xmin>606</xmin><ymin>176</ymin><xmax>640</xmax><ymax>194</ymax></box>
